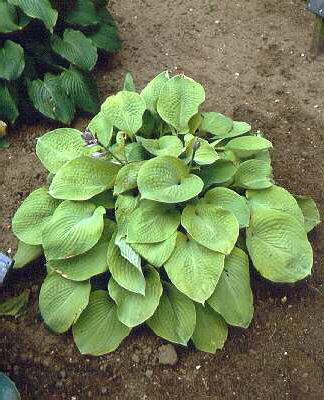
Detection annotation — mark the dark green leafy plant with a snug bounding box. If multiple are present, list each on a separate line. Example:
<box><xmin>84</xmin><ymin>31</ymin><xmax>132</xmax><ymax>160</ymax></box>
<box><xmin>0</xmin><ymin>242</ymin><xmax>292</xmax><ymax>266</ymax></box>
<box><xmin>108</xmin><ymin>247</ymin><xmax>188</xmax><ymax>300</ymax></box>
<box><xmin>11</xmin><ymin>72</ymin><xmax>321</xmax><ymax>354</ymax></box>
<box><xmin>0</xmin><ymin>0</ymin><xmax>121</xmax><ymax>124</ymax></box>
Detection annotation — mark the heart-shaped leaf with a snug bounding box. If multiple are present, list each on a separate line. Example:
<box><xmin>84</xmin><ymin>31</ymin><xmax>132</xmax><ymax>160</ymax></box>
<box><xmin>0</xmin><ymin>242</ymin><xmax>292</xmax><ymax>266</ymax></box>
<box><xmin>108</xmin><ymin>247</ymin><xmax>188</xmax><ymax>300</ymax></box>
<box><xmin>108</xmin><ymin>267</ymin><xmax>163</xmax><ymax>327</ymax></box>
<box><xmin>65</xmin><ymin>0</ymin><xmax>100</xmax><ymax>26</ymax></box>
<box><xmin>235</xmin><ymin>159</ymin><xmax>273</xmax><ymax>189</ymax></box>
<box><xmin>157</xmin><ymin>75</ymin><xmax>205</xmax><ymax>133</ymax></box>
<box><xmin>147</xmin><ymin>283</ymin><xmax>196</xmax><ymax>346</ymax></box>
<box><xmin>0</xmin><ymin>1</ymin><xmax>25</xmax><ymax>33</ymax></box>
<box><xmin>137</xmin><ymin>156</ymin><xmax>204</xmax><ymax>203</ymax></box>
<box><xmin>201</xmin><ymin>112</ymin><xmax>233</xmax><ymax>137</ymax></box>
<box><xmin>0</xmin><ymin>40</ymin><xmax>25</xmax><ymax>81</ymax></box>
<box><xmin>42</xmin><ymin>201</ymin><xmax>105</xmax><ymax>260</ymax></box>
<box><xmin>12</xmin><ymin>187</ymin><xmax>60</xmax><ymax>245</ymax></box>
<box><xmin>138</xmin><ymin>135</ymin><xmax>183</xmax><ymax>157</ymax></box>
<box><xmin>246</xmin><ymin>209</ymin><xmax>313</xmax><ymax>283</ymax></box>
<box><xmin>49</xmin><ymin>156</ymin><xmax>121</xmax><ymax>200</ymax></box>
<box><xmin>181</xmin><ymin>202</ymin><xmax>239</xmax><ymax>255</ymax></box>
<box><xmin>164</xmin><ymin>232</ymin><xmax>225</xmax><ymax>303</ymax></box>
<box><xmin>114</xmin><ymin>161</ymin><xmax>145</xmax><ymax>195</ymax></box>
<box><xmin>39</xmin><ymin>272</ymin><xmax>91</xmax><ymax>333</ymax></box>
<box><xmin>140</xmin><ymin>71</ymin><xmax>169</xmax><ymax>112</ymax></box>
<box><xmin>208</xmin><ymin>247</ymin><xmax>253</xmax><ymax>328</ymax></box>
<box><xmin>73</xmin><ymin>290</ymin><xmax>131</xmax><ymax>355</ymax></box>
<box><xmin>199</xmin><ymin>159</ymin><xmax>237</xmax><ymax>188</ymax></box>
<box><xmin>294</xmin><ymin>195</ymin><xmax>321</xmax><ymax>233</ymax></box>
<box><xmin>51</xmin><ymin>29</ymin><xmax>98</xmax><ymax>71</ymax></box>
<box><xmin>101</xmin><ymin>91</ymin><xmax>146</xmax><ymax>136</ymax></box>
<box><xmin>88</xmin><ymin>23</ymin><xmax>122</xmax><ymax>53</ymax></box>
<box><xmin>87</xmin><ymin>111</ymin><xmax>113</xmax><ymax>147</ymax></box>
<box><xmin>226</xmin><ymin>136</ymin><xmax>272</xmax><ymax>158</ymax></box>
<box><xmin>115</xmin><ymin>193</ymin><xmax>139</xmax><ymax>240</ymax></box>
<box><xmin>126</xmin><ymin>200</ymin><xmax>180</xmax><ymax>244</ymax></box>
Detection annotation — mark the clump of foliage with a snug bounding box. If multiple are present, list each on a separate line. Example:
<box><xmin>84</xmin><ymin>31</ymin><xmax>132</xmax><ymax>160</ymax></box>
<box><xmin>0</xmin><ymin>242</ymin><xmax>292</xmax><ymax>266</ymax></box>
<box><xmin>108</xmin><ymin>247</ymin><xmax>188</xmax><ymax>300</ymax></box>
<box><xmin>0</xmin><ymin>0</ymin><xmax>121</xmax><ymax>125</ymax></box>
<box><xmin>11</xmin><ymin>72</ymin><xmax>320</xmax><ymax>354</ymax></box>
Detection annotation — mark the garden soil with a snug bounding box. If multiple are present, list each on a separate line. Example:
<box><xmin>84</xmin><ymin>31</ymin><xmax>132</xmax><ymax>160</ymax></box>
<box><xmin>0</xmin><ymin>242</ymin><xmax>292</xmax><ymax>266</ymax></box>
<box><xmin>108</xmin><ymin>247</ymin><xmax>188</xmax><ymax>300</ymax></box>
<box><xmin>1</xmin><ymin>1</ymin><xmax>324</xmax><ymax>399</ymax></box>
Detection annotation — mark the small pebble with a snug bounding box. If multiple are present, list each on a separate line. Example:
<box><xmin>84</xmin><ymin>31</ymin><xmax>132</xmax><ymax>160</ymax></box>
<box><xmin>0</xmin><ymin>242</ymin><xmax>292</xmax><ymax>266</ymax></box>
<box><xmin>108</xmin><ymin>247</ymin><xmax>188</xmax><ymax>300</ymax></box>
<box><xmin>132</xmin><ymin>353</ymin><xmax>140</xmax><ymax>363</ymax></box>
<box><xmin>145</xmin><ymin>369</ymin><xmax>153</xmax><ymax>378</ymax></box>
<box><xmin>281</xmin><ymin>296</ymin><xmax>287</xmax><ymax>304</ymax></box>
<box><xmin>158</xmin><ymin>344</ymin><xmax>178</xmax><ymax>366</ymax></box>
<box><xmin>101</xmin><ymin>387</ymin><xmax>108</xmax><ymax>395</ymax></box>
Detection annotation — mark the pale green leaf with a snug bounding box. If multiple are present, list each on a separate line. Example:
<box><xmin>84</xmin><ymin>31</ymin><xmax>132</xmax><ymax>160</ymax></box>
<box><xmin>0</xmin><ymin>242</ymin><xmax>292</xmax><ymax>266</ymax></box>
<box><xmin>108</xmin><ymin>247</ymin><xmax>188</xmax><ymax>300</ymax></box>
<box><xmin>147</xmin><ymin>283</ymin><xmax>196</xmax><ymax>346</ymax></box>
<box><xmin>48</xmin><ymin>219</ymin><xmax>115</xmax><ymax>281</ymax></box>
<box><xmin>131</xmin><ymin>232</ymin><xmax>177</xmax><ymax>268</ymax></box>
<box><xmin>91</xmin><ymin>190</ymin><xmax>115</xmax><ymax>209</ymax></box>
<box><xmin>73</xmin><ymin>290</ymin><xmax>131</xmax><ymax>355</ymax></box>
<box><xmin>208</xmin><ymin>247</ymin><xmax>253</xmax><ymax>328</ymax></box>
<box><xmin>51</xmin><ymin>29</ymin><xmax>98</xmax><ymax>71</ymax></box>
<box><xmin>188</xmin><ymin>112</ymin><xmax>203</xmax><ymax>134</ymax></box>
<box><xmin>8</xmin><ymin>0</ymin><xmax>58</xmax><ymax>31</ymax></box>
<box><xmin>0</xmin><ymin>40</ymin><xmax>25</xmax><ymax>80</ymax></box>
<box><xmin>203</xmin><ymin>187</ymin><xmax>250</xmax><ymax>228</ymax></box>
<box><xmin>235</xmin><ymin>159</ymin><xmax>273</xmax><ymax>189</ymax></box>
<box><xmin>247</xmin><ymin>185</ymin><xmax>304</xmax><ymax>225</ymax></box>
<box><xmin>108</xmin><ymin>267</ymin><xmax>163</xmax><ymax>327</ymax></box>
<box><xmin>12</xmin><ymin>187</ymin><xmax>60</xmax><ymax>245</ymax></box>
<box><xmin>123</xmin><ymin>72</ymin><xmax>136</xmax><ymax>92</ymax></box>
<box><xmin>13</xmin><ymin>241</ymin><xmax>42</xmax><ymax>269</ymax></box>
<box><xmin>114</xmin><ymin>161</ymin><xmax>145</xmax><ymax>195</ymax></box>
<box><xmin>87</xmin><ymin>111</ymin><xmax>113</xmax><ymax>148</ymax></box>
<box><xmin>39</xmin><ymin>273</ymin><xmax>90</xmax><ymax>333</ymax></box>
<box><xmin>294</xmin><ymin>195</ymin><xmax>321</xmax><ymax>233</ymax></box>
<box><xmin>199</xmin><ymin>159</ymin><xmax>237</xmax><ymax>188</ymax></box>
<box><xmin>226</xmin><ymin>136</ymin><xmax>272</xmax><ymax>158</ymax></box>
<box><xmin>194</xmin><ymin>138</ymin><xmax>219</xmax><ymax>165</ymax></box>
<box><xmin>0</xmin><ymin>289</ymin><xmax>29</xmax><ymax>317</ymax></box>
<box><xmin>107</xmin><ymin>232</ymin><xmax>145</xmax><ymax>295</ymax></box>
<box><xmin>49</xmin><ymin>156</ymin><xmax>120</xmax><ymax>200</ymax></box>
<box><xmin>138</xmin><ymin>135</ymin><xmax>183</xmax><ymax>157</ymax></box>
<box><xmin>181</xmin><ymin>202</ymin><xmax>239</xmax><ymax>255</ymax></box>
<box><xmin>140</xmin><ymin>71</ymin><xmax>169</xmax><ymax>112</ymax></box>
<box><xmin>225</xmin><ymin>121</ymin><xmax>251</xmax><ymax>138</ymax></box>
<box><xmin>28</xmin><ymin>73</ymin><xmax>75</xmax><ymax>124</ymax></box>
<box><xmin>246</xmin><ymin>209</ymin><xmax>313</xmax><ymax>283</ymax></box>
<box><xmin>115</xmin><ymin>237</ymin><xmax>141</xmax><ymax>270</ymax></box>
<box><xmin>101</xmin><ymin>91</ymin><xmax>146</xmax><ymax>136</ymax></box>
<box><xmin>137</xmin><ymin>155</ymin><xmax>204</xmax><ymax>203</ymax></box>
<box><xmin>164</xmin><ymin>232</ymin><xmax>225</xmax><ymax>303</ymax></box>
<box><xmin>115</xmin><ymin>193</ymin><xmax>139</xmax><ymax>240</ymax></box>
<box><xmin>42</xmin><ymin>201</ymin><xmax>105</xmax><ymax>260</ymax></box>
<box><xmin>201</xmin><ymin>112</ymin><xmax>233</xmax><ymax>136</ymax></box>
<box><xmin>36</xmin><ymin>128</ymin><xmax>100</xmax><ymax>173</ymax></box>
<box><xmin>192</xmin><ymin>304</ymin><xmax>228</xmax><ymax>353</ymax></box>
<box><xmin>157</xmin><ymin>75</ymin><xmax>205</xmax><ymax>133</ymax></box>
<box><xmin>60</xmin><ymin>66</ymin><xmax>100</xmax><ymax>113</ymax></box>
<box><xmin>126</xmin><ymin>200</ymin><xmax>180</xmax><ymax>244</ymax></box>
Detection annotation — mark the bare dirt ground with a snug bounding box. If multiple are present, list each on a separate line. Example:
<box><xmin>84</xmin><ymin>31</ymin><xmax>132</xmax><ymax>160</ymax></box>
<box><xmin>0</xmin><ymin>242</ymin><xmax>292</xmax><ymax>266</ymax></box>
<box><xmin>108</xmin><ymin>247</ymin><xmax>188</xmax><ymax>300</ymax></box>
<box><xmin>1</xmin><ymin>1</ymin><xmax>323</xmax><ymax>399</ymax></box>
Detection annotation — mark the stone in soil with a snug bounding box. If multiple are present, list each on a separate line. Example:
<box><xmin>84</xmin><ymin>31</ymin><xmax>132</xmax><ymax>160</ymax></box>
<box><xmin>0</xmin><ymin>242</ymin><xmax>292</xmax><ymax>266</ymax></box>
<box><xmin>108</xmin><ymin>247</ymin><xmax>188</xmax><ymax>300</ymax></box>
<box><xmin>158</xmin><ymin>344</ymin><xmax>178</xmax><ymax>366</ymax></box>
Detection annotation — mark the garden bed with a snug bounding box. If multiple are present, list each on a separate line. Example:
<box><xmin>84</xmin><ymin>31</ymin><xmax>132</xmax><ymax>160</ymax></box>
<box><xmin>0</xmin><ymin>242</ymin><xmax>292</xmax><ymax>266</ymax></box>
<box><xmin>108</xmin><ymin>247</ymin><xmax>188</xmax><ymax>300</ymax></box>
<box><xmin>1</xmin><ymin>0</ymin><xmax>323</xmax><ymax>399</ymax></box>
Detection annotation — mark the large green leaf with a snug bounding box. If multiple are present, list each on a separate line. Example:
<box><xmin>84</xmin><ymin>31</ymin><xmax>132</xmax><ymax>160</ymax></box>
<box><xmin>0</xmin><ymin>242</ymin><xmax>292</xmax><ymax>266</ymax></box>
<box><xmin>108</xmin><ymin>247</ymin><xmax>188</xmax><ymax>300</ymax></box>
<box><xmin>115</xmin><ymin>193</ymin><xmax>139</xmax><ymax>240</ymax></box>
<box><xmin>199</xmin><ymin>159</ymin><xmax>237</xmax><ymax>188</ymax></box>
<box><xmin>126</xmin><ymin>200</ymin><xmax>180</xmax><ymax>244</ymax></box>
<box><xmin>88</xmin><ymin>23</ymin><xmax>122</xmax><ymax>53</ymax></box>
<box><xmin>225</xmin><ymin>121</ymin><xmax>251</xmax><ymax>138</ymax></box>
<box><xmin>192</xmin><ymin>304</ymin><xmax>228</xmax><ymax>353</ymax></box>
<box><xmin>0</xmin><ymin>40</ymin><xmax>24</xmax><ymax>81</ymax></box>
<box><xmin>115</xmin><ymin>237</ymin><xmax>141</xmax><ymax>270</ymax></box>
<box><xmin>140</xmin><ymin>71</ymin><xmax>169</xmax><ymax>112</ymax></box>
<box><xmin>0</xmin><ymin>372</ymin><xmax>21</xmax><ymax>399</ymax></box>
<box><xmin>203</xmin><ymin>187</ymin><xmax>250</xmax><ymax>228</ymax></box>
<box><xmin>208</xmin><ymin>247</ymin><xmax>253</xmax><ymax>328</ymax></box>
<box><xmin>101</xmin><ymin>91</ymin><xmax>146</xmax><ymax>136</ymax></box>
<box><xmin>108</xmin><ymin>267</ymin><xmax>163</xmax><ymax>327</ymax></box>
<box><xmin>42</xmin><ymin>201</ymin><xmax>105</xmax><ymax>260</ymax></box>
<box><xmin>60</xmin><ymin>66</ymin><xmax>100</xmax><ymax>113</ymax></box>
<box><xmin>294</xmin><ymin>195</ymin><xmax>321</xmax><ymax>233</ymax></box>
<box><xmin>164</xmin><ymin>232</ymin><xmax>225</xmax><ymax>303</ymax></box>
<box><xmin>73</xmin><ymin>290</ymin><xmax>131</xmax><ymax>355</ymax></box>
<box><xmin>87</xmin><ymin>111</ymin><xmax>113</xmax><ymax>148</ymax></box>
<box><xmin>0</xmin><ymin>289</ymin><xmax>29</xmax><ymax>317</ymax></box>
<box><xmin>65</xmin><ymin>0</ymin><xmax>99</xmax><ymax>26</ymax></box>
<box><xmin>247</xmin><ymin>185</ymin><xmax>304</xmax><ymax>225</ymax></box>
<box><xmin>114</xmin><ymin>161</ymin><xmax>145</xmax><ymax>195</ymax></box>
<box><xmin>147</xmin><ymin>283</ymin><xmax>196</xmax><ymax>346</ymax></box>
<box><xmin>8</xmin><ymin>0</ymin><xmax>58</xmax><ymax>31</ymax></box>
<box><xmin>0</xmin><ymin>1</ymin><xmax>22</xmax><ymax>33</ymax></box>
<box><xmin>12</xmin><ymin>187</ymin><xmax>60</xmax><ymax>245</ymax></box>
<box><xmin>181</xmin><ymin>202</ymin><xmax>239</xmax><ymax>255</ymax></box>
<box><xmin>49</xmin><ymin>156</ymin><xmax>120</xmax><ymax>200</ymax></box>
<box><xmin>226</xmin><ymin>136</ymin><xmax>272</xmax><ymax>158</ymax></box>
<box><xmin>13</xmin><ymin>241</ymin><xmax>42</xmax><ymax>269</ymax></box>
<box><xmin>201</xmin><ymin>112</ymin><xmax>233</xmax><ymax>137</ymax></box>
<box><xmin>138</xmin><ymin>135</ymin><xmax>183</xmax><ymax>157</ymax></box>
<box><xmin>157</xmin><ymin>75</ymin><xmax>205</xmax><ymax>133</ymax></box>
<box><xmin>107</xmin><ymin>232</ymin><xmax>145</xmax><ymax>295</ymax></box>
<box><xmin>137</xmin><ymin>156</ymin><xmax>203</xmax><ymax>203</ymax></box>
<box><xmin>28</xmin><ymin>73</ymin><xmax>75</xmax><ymax>124</ymax></box>
<box><xmin>235</xmin><ymin>159</ymin><xmax>273</xmax><ymax>189</ymax></box>
<box><xmin>51</xmin><ymin>29</ymin><xmax>98</xmax><ymax>71</ymax></box>
<box><xmin>0</xmin><ymin>81</ymin><xmax>19</xmax><ymax>124</ymax></box>
<box><xmin>39</xmin><ymin>273</ymin><xmax>91</xmax><ymax>333</ymax></box>
<box><xmin>48</xmin><ymin>219</ymin><xmax>115</xmax><ymax>281</ymax></box>
<box><xmin>246</xmin><ymin>209</ymin><xmax>313</xmax><ymax>283</ymax></box>
<box><xmin>36</xmin><ymin>128</ymin><xmax>100</xmax><ymax>173</ymax></box>
<box><xmin>131</xmin><ymin>232</ymin><xmax>177</xmax><ymax>268</ymax></box>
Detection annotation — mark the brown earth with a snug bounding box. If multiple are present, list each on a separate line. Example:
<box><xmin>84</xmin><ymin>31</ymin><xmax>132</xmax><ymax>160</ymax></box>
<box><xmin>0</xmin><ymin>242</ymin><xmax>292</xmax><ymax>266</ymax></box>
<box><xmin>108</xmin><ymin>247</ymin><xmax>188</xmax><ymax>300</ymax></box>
<box><xmin>1</xmin><ymin>0</ymin><xmax>324</xmax><ymax>399</ymax></box>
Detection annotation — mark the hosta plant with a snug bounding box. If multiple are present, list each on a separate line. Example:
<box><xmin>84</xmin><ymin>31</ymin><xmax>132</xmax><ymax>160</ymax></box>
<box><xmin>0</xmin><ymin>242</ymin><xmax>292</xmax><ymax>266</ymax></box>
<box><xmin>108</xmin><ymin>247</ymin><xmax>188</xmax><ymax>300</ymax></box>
<box><xmin>0</xmin><ymin>0</ymin><xmax>121</xmax><ymax>125</ymax></box>
<box><xmin>11</xmin><ymin>72</ymin><xmax>321</xmax><ymax>354</ymax></box>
